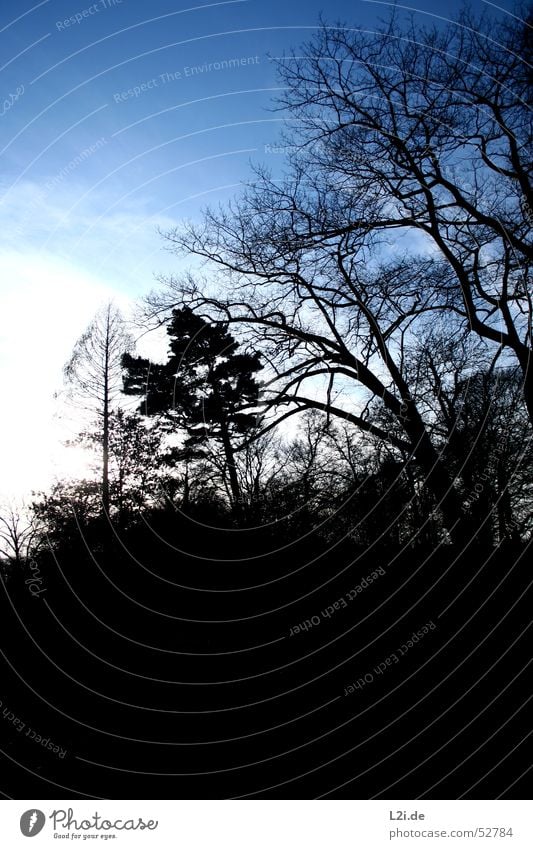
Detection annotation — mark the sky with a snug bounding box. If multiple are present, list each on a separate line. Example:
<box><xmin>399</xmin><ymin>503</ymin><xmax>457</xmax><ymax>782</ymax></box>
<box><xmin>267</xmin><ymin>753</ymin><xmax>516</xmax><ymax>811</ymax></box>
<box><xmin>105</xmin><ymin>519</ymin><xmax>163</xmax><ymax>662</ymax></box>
<box><xmin>0</xmin><ymin>0</ymin><xmax>517</xmax><ymax>499</ymax></box>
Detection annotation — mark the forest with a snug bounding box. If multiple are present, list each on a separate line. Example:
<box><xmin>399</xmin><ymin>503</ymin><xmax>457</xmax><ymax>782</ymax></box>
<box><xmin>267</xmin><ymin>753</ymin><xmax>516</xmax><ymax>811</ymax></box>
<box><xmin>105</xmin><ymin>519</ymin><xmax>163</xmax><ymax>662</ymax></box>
<box><xmin>1</xmin><ymin>5</ymin><xmax>532</xmax><ymax>799</ymax></box>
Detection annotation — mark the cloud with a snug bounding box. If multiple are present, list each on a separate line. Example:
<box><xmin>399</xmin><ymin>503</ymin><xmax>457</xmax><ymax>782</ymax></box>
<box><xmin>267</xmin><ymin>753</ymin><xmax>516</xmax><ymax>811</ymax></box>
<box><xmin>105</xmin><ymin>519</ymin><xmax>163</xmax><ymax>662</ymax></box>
<box><xmin>0</xmin><ymin>249</ymin><xmax>127</xmax><ymax>497</ymax></box>
<box><xmin>0</xmin><ymin>178</ymin><xmax>178</xmax><ymax>290</ymax></box>
<box><xmin>0</xmin><ymin>179</ymin><xmax>181</xmax><ymax>498</ymax></box>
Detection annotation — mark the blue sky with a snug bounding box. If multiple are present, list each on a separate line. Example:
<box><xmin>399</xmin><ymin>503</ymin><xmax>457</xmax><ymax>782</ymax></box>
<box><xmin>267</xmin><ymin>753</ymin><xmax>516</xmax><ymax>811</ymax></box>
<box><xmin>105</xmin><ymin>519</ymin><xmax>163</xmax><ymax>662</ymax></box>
<box><xmin>0</xmin><ymin>0</ymin><xmax>517</xmax><ymax>496</ymax></box>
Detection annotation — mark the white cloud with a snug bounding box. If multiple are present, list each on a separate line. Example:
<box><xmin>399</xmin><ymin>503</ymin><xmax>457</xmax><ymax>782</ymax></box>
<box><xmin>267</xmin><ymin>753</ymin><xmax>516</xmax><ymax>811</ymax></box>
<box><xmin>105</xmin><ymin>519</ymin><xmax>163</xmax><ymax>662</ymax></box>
<box><xmin>0</xmin><ymin>249</ymin><xmax>128</xmax><ymax>498</ymax></box>
<box><xmin>0</xmin><ymin>179</ymin><xmax>183</xmax><ymax>499</ymax></box>
<box><xmin>0</xmin><ymin>178</ymin><xmax>179</xmax><ymax>290</ymax></box>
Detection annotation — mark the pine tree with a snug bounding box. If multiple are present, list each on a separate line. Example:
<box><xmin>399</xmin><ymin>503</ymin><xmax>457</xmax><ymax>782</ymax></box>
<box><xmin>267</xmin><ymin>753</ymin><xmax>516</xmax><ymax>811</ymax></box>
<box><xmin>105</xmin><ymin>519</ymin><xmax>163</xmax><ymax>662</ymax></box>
<box><xmin>123</xmin><ymin>307</ymin><xmax>262</xmax><ymax>509</ymax></box>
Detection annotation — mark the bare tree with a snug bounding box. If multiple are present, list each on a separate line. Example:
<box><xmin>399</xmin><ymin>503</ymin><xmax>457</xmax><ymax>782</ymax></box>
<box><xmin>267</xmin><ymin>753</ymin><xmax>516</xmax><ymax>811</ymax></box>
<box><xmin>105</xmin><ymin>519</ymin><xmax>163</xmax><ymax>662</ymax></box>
<box><xmin>145</xmin><ymin>6</ymin><xmax>533</xmax><ymax>538</ymax></box>
<box><xmin>150</xmin><ymin>260</ymin><xmax>467</xmax><ymax>534</ymax></box>
<box><xmin>0</xmin><ymin>502</ymin><xmax>40</xmax><ymax>567</ymax></box>
<box><xmin>64</xmin><ymin>303</ymin><xmax>133</xmax><ymax>514</ymax></box>
<box><xmin>271</xmin><ymin>8</ymin><xmax>533</xmax><ymax>417</ymax></box>
<box><xmin>396</xmin><ymin>329</ymin><xmax>532</xmax><ymax>543</ymax></box>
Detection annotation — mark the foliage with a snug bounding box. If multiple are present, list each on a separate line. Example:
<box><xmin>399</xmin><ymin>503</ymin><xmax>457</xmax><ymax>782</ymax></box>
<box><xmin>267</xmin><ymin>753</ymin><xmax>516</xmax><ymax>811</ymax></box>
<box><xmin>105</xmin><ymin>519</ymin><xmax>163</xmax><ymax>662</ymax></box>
<box><xmin>123</xmin><ymin>307</ymin><xmax>263</xmax><ymax>508</ymax></box>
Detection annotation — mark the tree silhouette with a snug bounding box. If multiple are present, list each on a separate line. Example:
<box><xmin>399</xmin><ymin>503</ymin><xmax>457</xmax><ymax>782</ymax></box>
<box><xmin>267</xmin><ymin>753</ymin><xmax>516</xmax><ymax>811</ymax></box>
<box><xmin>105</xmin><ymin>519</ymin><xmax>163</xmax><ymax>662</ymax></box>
<box><xmin>76</xmin><ymin>409</ymin><xmax>173</xmax><ymax>521</ymax></box>
<box><xmin>0</xmin><ymin>502</ymin><xmax>40</xmax><ymax>568</ymax></box>
<box><xmin>123</xmin><ymin>307</ymin><xmax>262</xmax><ymax>509</ymax></box>
<box><xmin>271</xmin><ymin>10</ymin><xmax>533</xmax><ymax>419</ymax></box>
<box><xmin>147</xmin><ymin>7</ymin><xmax>533</xmax><ymax>535</ymax></box>
<box><xmin>63</xmin><ymin>303</ymin><xmax>133</xmax><ymax>514</ymax></box>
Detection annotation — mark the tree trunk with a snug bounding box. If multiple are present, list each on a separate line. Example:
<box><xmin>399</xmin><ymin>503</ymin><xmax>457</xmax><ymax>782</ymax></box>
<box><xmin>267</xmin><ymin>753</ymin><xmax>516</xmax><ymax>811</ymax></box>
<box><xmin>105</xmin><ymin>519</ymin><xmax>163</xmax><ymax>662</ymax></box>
<box><xmin>521</xmin><ymin>355</ymin><xmax>533</xmax><ymax>428</ymax></box>
<box><xmin>102</xmin><ymin>318</ymin><xmax>111</xmax><ymax>516</ymax></box>
<box><xmin>402</xmin><ymin>402</ymin><xmax>464</xmax><ymax>543</ymax></box>
<box><xmin>182</xmin><ymin>463</ymin><xmax>190</xmax><ymax>510</ymax></box>
<box><xmin>220</xmin><ymin>418</ymin><xmax>242</xmax><ymax>513</ymax></box>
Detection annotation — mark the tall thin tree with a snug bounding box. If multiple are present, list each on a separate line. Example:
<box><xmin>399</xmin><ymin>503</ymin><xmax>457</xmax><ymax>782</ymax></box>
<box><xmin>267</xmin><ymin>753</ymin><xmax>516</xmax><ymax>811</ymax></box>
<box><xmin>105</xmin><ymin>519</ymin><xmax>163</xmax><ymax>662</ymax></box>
<box><xmin>64</xmin><ymin>303</ymin><xmax>133</xmax><ymax>514</ymax></box>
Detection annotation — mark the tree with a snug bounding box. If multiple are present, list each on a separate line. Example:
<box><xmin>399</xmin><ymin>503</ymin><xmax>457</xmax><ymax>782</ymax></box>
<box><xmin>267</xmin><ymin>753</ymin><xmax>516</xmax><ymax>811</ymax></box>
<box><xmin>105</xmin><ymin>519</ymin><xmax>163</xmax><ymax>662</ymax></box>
<box><xmin>31</xmin><ymin>480</ymin><xmax>102</xmax><ymax>547</ymax></box>
<box><xmin>151</xmin><ymin>234</ymin><xmax>469</xmax><ymax>534</ymax></box>
<box><xmin>270</xmin><ymin>8</ymin><xmax>533</xmax><ymax>419</ymax></box>
<box><xmin>123</xmin><ymin>307</ymin><xmax>263</xmax><ymax>510</ymax></box>
<box><xmin>397</xmin><ymin>328</ymin><xmax>532</xmax><ymax>544</ymax></box>
<box><xmin>145</xmin><ymin>6</ymin><xmax>533</xmax><ymax>539</ymax></box>
<box><xmin>63</xmin><ymin>303</ymin><xmax>133</xmax><ymax>514</ymax></box>
<box><xmin>445</xmin><ymin>367</ymin><xmax>533</xmax><ymax>544</ymax></box>
<box><xmin>75</xmin><ymin>410</ymin><xmax>174</xmax><ymax>521</ymax></box>
<box><xmin>233</xmin><ymin>430</ymin><xmax>285</xmax><ymax>510</ymax></box>
<box><xmin>0</xmin><ymin>502</ymin><xmax>40</xmax><ymax>568</ymax></box>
